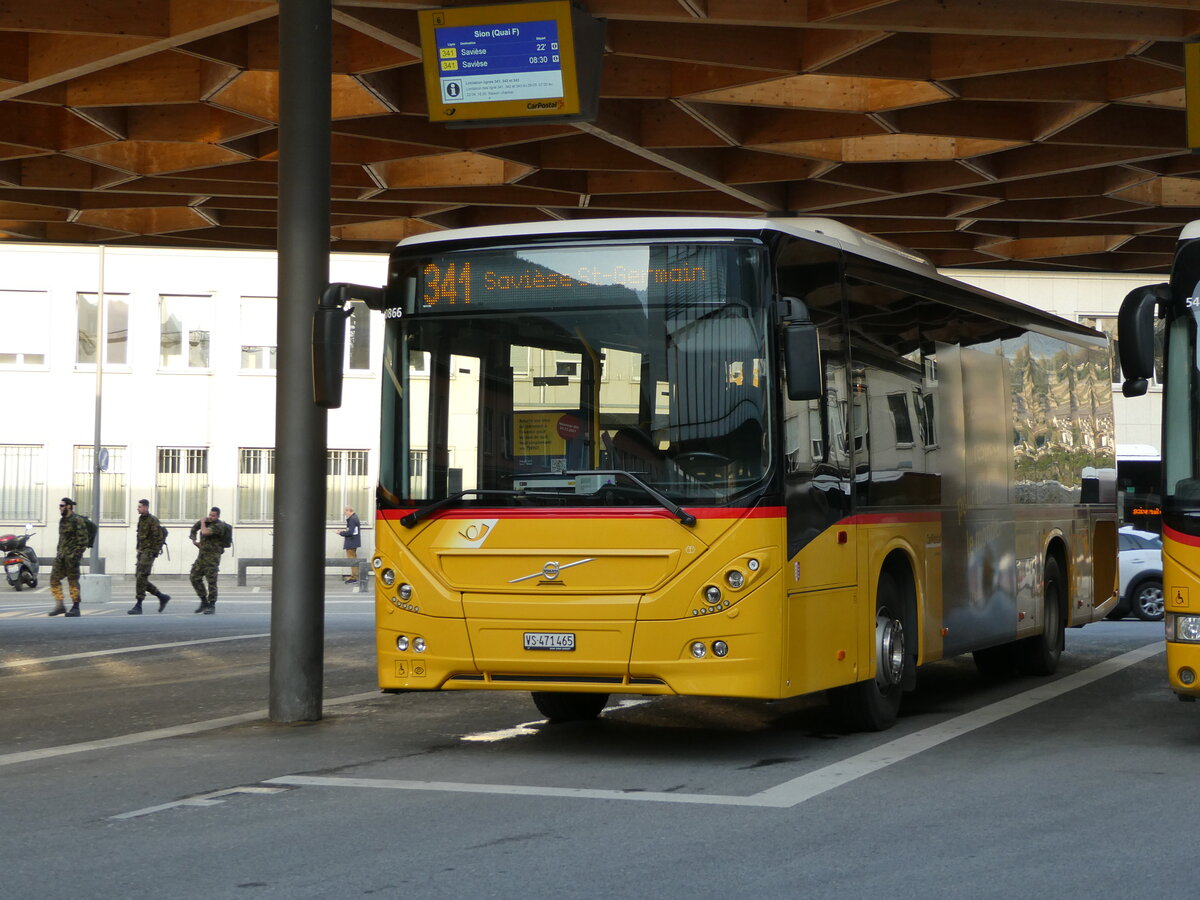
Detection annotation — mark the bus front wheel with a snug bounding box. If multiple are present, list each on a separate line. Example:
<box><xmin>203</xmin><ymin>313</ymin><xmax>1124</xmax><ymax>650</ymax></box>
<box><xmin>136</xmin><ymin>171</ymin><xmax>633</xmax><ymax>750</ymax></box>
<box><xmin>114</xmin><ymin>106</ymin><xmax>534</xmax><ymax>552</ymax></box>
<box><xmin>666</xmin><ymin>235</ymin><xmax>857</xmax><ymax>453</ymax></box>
<box><xmin>531</xmin><ymin>691</ymin><xmax>609</xmax><ymax>723</ymax></box>
<box><xmin>833</xmin><ymin>573</ymin><xmax>906</xmax><ymax>731</ymax></box>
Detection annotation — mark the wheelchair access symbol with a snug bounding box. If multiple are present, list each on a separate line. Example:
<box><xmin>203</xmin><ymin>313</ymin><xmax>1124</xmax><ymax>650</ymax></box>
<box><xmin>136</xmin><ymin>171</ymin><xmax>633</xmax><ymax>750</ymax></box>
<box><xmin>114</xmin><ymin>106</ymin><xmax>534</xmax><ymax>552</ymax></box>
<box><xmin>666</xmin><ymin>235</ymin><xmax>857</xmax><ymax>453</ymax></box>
<box><xmin>1171</xmin><ymin>586</ymin><xmax>1189</xmax><ymax>608</ymax></box>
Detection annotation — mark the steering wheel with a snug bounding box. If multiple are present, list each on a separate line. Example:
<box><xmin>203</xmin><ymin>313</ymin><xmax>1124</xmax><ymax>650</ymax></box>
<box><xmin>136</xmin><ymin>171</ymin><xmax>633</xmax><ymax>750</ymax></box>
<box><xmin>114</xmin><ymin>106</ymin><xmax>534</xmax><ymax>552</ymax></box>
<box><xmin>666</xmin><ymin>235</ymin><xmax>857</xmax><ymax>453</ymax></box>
<box><xmin>672</xmin><ymin>450</ymin><xmax>733</xmax><ymax>476</ymax></box>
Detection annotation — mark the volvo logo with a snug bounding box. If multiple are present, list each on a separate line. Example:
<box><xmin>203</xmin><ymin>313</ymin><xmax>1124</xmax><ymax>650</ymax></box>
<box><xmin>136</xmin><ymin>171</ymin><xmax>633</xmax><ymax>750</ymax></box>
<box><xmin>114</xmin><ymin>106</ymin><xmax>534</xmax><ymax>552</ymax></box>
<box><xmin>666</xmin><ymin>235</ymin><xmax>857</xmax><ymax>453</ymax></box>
<box><xmin>509</xmin><ymin>558</ymin><xmax>595</xmax><ymax>584</ymax></box>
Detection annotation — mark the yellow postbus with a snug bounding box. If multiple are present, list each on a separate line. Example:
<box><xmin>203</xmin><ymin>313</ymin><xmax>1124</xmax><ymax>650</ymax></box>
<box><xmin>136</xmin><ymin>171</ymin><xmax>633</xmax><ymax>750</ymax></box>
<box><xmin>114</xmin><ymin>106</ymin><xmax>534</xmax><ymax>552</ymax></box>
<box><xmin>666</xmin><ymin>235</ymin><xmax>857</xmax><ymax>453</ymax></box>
<box><xmin>1119</xmin><ymin>220</ymin><xmax>1200</xmax><ymax>701</ymax></box>
<box><xmin>316</xmin><ymin>217</ymin><xmax>1119</xmax><ymax>731</ymax></box>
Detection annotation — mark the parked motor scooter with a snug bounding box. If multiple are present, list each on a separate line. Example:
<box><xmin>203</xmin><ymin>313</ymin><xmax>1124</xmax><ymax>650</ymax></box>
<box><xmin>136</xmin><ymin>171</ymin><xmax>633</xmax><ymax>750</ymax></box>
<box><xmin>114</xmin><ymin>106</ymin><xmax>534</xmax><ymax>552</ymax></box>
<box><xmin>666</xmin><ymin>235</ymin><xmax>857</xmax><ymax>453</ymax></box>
<box><xmin>2</xmin><ymin>526</ymin><xmax>38</xmax><ymax>590</ymax></box>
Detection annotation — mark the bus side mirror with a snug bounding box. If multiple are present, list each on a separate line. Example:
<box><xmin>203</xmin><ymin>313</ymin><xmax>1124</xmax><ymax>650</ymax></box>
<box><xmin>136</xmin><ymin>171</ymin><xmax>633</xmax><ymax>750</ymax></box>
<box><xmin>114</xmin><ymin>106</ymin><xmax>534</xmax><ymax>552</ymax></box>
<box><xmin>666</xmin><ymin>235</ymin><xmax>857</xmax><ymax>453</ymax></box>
<box><xmin>1117</xmin><ymin>283</ymin><xmax>1165</xmax><ymax>398</ymax></box>
<box><xmin>313</xmin><ymin>283</ymin><xmax>384</xmax><ymax>409</ymax></box>
<box><xmin>780</xmin><ymin>297</ymin><xmax>822</xmax><ymax>401</ymax></box>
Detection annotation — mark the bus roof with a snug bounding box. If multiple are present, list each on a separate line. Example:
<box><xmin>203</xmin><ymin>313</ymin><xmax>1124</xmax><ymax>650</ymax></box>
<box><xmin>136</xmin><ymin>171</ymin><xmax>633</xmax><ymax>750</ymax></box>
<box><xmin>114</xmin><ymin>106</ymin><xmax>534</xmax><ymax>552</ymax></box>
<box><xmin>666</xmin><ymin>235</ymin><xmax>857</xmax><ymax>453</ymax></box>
<box><xmin>397</xmin><ymin>214</ymin><xmax>933</xmax><ymax>270</ymax></box>
<box><xmin>395</xmin><ymin>215</ymin><xmax>1104</xmax><ymax>344</ymax></box>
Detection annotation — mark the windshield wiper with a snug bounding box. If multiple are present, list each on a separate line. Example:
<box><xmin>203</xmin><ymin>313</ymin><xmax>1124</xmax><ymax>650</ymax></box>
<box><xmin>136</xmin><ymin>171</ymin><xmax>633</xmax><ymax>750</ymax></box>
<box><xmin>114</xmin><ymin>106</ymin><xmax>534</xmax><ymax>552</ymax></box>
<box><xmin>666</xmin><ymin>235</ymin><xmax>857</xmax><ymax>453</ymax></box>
<box><xmin>563</xmin><ymin>469</ymin><xmax>696</xmax><ymax>526</ymax></box>
<box><xmin>399</xmin><ymin>488</ymin><xmax>571</xmax><ymax>527</ymax></box>
<box><xmin>402</xmin><ymin>473</ymin><xmax>697</xmax><ymax>528</ymax></box>
<box><xmin>400</xmin><ymin>489</ymin><xmax>514</xmax><ymax>527</ymax></box>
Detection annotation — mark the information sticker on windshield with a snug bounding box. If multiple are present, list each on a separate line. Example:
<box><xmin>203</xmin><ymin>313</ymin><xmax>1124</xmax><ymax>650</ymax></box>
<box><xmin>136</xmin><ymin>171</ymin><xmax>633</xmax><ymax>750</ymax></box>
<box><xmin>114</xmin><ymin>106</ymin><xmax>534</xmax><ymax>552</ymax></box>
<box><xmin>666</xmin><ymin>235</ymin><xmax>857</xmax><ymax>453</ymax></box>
<box><xmin>524</xmin><ymin>632</ymin><xmax>575</xmax><ymax>651</ymax></box>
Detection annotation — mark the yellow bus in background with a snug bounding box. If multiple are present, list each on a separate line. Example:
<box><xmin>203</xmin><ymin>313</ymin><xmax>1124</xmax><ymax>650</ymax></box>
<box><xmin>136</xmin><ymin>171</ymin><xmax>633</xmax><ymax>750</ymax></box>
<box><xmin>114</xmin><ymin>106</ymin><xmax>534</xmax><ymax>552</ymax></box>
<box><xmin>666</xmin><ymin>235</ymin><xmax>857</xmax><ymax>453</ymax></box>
<box><xmin>317</xmin><ymin>217</ymin><xmax>1119</xmax><ymax>731</ymax></box>
<box><xmin>1119</xmin><ymin>220</ymin><xmax>1200</xmax><ymax>701</ymax></box>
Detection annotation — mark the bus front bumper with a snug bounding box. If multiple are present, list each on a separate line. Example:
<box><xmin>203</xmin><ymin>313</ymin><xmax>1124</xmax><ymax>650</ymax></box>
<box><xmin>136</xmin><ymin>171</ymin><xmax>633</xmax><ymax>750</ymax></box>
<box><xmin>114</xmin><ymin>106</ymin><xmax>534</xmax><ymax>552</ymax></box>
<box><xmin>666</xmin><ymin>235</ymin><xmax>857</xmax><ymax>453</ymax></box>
<box><xmin>1166</xmin><ymin>635</ymin><xmax>1200</xmax><ymax>699</ymax></box>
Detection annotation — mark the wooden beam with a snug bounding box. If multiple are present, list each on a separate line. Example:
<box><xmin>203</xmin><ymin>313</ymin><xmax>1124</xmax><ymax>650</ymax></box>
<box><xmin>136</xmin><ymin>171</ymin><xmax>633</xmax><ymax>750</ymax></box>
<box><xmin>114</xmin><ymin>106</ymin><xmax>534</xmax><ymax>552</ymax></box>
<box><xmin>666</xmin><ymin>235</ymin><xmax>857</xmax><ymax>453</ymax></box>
<box><xmin>576</xmin><ymin>107</ymin><xmax>784</xmax><ymax>209</ymax></box>
<box><xmin>369</xmin><ymin>152</ymin><xmax>533</xmax><ymax>189</ymax></box>
<box><xmin>829</xmin><ymin>0</ymin><xmax>1194</xmax><ymax>41</ymax></box>
<box><xmin>608</xmin><ymin>21</ymin><xmax>801</xmax><ymax>73</ymax></box>
<box><xmin>0</xmin><ymin>1</ymin><xmax>276</xmax><ymax>102</ymax></box>
<box><xmin>687</xmin><ymin>72</ymin><xmax>949</xmax><ymax>112</ymax></box>
<box><xmin>930</xmin><ymin>35</ymin><xmax>1135</xmax><ymax>80</ymax></box>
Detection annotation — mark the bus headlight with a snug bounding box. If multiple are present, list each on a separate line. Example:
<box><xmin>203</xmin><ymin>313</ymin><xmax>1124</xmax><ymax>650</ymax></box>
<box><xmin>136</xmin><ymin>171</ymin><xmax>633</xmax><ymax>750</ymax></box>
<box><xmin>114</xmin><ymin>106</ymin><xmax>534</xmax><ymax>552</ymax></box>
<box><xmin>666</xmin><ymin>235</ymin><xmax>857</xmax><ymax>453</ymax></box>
<box><xmin>396</xmin><ymin>635</ymin><xmax>409</xmax><ymax>652</ymax></box>
<box><xmin>725</xmin><ymin>570</ymin><xmax>745</xmax><ymax>590</ymax></box>
<box><xmin>704</xmin><ymin>585</ymin><xmax>722</xmax><ymax>605</ymax></box>
<box><xmin>398</xmin><ymin>583</ymin><xmax>413</xmax><ymax>601</ymax></box>
<box><xmin>1169</xmin><ymin>614</ymin><xmax>1200</xmax><ymax>643</ymax></box>
<box><xmin>381</xmin><ymin>568</ymin><xmax>396</xmax><ymax>587</ymax></box>
<box><xmin>414</xmin><ymin>637</ymin><xmax>426</xmax><ymax>653</ymax></box>
<box><xmin>690</xmin><ymin>641</ymin><xmax>707</xmax><ymax>658</ymax></box>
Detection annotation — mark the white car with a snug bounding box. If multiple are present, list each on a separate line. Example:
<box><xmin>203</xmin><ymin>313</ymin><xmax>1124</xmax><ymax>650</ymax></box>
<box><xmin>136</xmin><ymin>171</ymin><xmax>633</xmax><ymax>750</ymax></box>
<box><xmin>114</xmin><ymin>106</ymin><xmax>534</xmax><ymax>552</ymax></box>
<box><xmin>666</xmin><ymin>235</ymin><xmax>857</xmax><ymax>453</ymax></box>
<box><xmin>1110</xmin><ymin>526</ymin><xmax>1164</xmax><ymax>621</ymax></box>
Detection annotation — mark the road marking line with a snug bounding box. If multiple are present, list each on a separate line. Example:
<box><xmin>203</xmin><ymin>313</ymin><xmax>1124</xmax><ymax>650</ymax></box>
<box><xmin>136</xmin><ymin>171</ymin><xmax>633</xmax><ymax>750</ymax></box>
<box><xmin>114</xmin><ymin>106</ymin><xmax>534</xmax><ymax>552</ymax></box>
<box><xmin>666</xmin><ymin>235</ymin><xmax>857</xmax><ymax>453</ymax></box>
<box><xmin>111</xmin><ymin>786</ymin><xmax>289</xmax><ymax>820</ymax></box>
<box><xmin>752</xmin><ymin>640</ymin><xmax>1164</xmax><ymax>808</ymax></box>
<box><xmin>0</xmin><ymin>690</ymin><xmax>382</xmax><ymax>769</ymax></box>
<box><xmin>461</xmin><ymin>699</ymin><xmax>655</xmax><ymax>742</ymax></box>
<box><xmin>269</xmin><ymin>641</ymin><xmax>1165</xmax><ymax>810</ymax></box>
<box><xmin>0</xmin><ymin>633</ymin><xmax>271</xmax><ymax>669</ymax></box>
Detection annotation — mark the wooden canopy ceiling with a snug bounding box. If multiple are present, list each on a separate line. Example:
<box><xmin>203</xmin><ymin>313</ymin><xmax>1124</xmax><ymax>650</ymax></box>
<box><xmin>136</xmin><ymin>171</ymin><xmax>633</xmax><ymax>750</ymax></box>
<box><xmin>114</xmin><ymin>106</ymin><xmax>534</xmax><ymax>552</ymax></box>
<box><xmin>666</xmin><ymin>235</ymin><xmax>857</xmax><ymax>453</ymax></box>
<box><xmin>3</xmin><ymin>0</ymin><xmax>1200</xmax><ymax>271</ymax></box>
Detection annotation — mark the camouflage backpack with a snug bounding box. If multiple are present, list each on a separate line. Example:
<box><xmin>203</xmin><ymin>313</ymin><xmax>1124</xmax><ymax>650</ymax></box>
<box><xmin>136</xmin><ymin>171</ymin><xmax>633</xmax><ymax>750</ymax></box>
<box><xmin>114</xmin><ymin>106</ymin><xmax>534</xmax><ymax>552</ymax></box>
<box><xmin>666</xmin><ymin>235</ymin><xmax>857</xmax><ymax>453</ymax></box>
<box><xmin>80</xmin><ymin>515</ymin><xmax>98</xmax><ymax>548</ymax></box>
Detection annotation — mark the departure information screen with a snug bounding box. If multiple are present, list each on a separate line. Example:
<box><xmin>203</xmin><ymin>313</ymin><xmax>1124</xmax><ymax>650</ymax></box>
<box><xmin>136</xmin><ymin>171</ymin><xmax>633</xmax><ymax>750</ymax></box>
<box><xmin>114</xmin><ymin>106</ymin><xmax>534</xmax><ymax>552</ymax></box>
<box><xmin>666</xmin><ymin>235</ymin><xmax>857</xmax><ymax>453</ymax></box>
<box><xmin>434</xmin><ymin>20</ymin><xmax>564</xmax><ymax>106</ymax></box>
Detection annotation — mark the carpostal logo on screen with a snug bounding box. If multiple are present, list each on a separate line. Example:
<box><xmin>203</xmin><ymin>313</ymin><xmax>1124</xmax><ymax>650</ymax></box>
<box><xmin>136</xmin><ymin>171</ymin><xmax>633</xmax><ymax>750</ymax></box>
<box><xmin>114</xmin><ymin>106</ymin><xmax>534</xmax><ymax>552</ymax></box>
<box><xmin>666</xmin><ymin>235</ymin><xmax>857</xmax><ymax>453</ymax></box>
<box><xmin>527</xmin><ymin>100</ymin><xmax>566</xmax><ymax>111</ymax></box>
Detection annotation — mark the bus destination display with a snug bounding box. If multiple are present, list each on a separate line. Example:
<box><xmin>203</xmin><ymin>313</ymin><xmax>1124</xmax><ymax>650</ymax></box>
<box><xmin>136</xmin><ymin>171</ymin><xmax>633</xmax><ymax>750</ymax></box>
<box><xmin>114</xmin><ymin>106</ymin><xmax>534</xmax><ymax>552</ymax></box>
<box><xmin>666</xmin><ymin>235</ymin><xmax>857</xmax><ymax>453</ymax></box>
<box><xmin>416</xmin><ymin>247</ymin><xmax>728</xmax><ymax>312</ymax></box>
<box><xmin>435</xmin><ymin>20</ymin><xmax>564</xmax><ymax>108</ymax></box>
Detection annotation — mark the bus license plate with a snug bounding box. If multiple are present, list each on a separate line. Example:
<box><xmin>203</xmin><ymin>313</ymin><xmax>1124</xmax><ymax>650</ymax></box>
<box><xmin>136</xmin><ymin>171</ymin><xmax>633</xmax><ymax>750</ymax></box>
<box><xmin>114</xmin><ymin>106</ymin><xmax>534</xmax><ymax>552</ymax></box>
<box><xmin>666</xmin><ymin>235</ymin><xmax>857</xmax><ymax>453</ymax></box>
<box><xmin>524</xmin><ymin>632</ymin><xmax>575</xmax><ymax>651</ymax></box>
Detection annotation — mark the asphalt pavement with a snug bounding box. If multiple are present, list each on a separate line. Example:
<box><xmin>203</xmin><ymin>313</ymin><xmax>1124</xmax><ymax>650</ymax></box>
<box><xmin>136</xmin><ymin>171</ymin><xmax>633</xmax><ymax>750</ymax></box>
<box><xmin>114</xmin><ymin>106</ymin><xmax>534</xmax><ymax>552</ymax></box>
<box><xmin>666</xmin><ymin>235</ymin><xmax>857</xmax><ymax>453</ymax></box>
<box><xmin>1</xmin><ymin>578</ymin><xmax>1193</xmax><ymax>899</ymax></box>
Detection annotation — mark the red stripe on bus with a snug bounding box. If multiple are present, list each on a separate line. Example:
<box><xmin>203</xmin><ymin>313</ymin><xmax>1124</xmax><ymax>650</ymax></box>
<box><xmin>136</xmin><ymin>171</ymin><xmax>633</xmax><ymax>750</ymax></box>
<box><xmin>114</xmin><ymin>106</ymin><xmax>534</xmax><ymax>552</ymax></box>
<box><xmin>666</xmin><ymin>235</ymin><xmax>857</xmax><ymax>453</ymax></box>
<box><xmin>378</xmin><ymin>506</ymin><xmax>788</xmax><ymax>521</ymax></box>
<box><xmin>377</xmin><ymin>507</ymin><xmax>944</xmax><ymax>525</ymax></box>
<box><xmin>1164</xmin><ymin>524</ymin><xmax>1200</xmax><ymax>548</ymax></box>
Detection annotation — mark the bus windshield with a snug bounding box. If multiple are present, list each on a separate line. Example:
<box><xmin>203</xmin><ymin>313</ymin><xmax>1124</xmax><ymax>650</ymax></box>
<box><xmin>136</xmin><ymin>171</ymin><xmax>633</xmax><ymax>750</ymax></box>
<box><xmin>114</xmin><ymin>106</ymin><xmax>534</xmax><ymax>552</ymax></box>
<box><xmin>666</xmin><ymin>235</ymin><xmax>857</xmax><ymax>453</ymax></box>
<box><xmin>380</xmin><ymin>241</ymin><xmax>772</xmax><ymax>508</ymax></box>
<box><xmin>1163</xmin><ymin>300</ymin><xmax>1200</xmax><ymax>532</ymax></box>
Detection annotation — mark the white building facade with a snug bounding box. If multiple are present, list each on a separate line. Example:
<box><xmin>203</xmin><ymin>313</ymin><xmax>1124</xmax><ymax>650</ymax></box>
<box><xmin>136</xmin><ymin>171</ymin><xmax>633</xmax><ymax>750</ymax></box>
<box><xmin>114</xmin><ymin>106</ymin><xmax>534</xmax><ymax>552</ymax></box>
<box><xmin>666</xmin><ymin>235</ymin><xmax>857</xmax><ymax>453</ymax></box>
<box><xmin>0</xmin><ymin>244</ymin><xmax>387</xmax><ymax>577</ymax></box>
<box><xmin>0</xmin><ymin>242</ymin><xmax>1163</xmax><ymax>576</ymax></box>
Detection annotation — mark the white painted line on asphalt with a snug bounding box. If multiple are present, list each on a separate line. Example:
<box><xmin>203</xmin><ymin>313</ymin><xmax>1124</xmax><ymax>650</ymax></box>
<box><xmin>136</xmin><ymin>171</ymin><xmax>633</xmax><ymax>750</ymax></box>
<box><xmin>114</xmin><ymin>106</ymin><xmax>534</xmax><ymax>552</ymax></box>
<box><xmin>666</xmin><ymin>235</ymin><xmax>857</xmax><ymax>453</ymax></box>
<box><xmin>268</xmin><ymin>641</ymin><xmax>1165</xmax><ymax>810</ymax></box>
<box><xmin>461</xmin><ymin>698</ymin><xmax>655</xmax><ymax>742</ymax></box>
<box><xmin>0</xmin><ymin>690</ymin><xmax>382</xmax><ymax>769</ymax></box>
<box><xmin>269</xmin><ymin>773</ymin><xmax>769</xmax><ymax>806</ymax></box>
<box><xmin>111</xmin><ymin>786</ymin><xmax>289</xmax><ymax>820</ymax></box>
<box><xmin>0</xmin><ymin>633</ymin><xmax>271</xmax><ymax>669</ymax></box>
<box><xmin>751</xmin><ymin>640</ymin><xmax>1165</xmax><ymax>808</ymax></box>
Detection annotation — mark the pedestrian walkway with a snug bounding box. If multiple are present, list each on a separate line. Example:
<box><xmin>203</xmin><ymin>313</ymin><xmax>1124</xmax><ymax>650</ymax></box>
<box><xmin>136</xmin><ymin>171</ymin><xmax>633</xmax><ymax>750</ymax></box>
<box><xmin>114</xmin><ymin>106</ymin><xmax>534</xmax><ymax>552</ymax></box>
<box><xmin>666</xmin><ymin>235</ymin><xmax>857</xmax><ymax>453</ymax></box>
<box><xmin>0</xmin><ymin>575</ymin><xmax>372</xmax><ymax>617</ymax></box>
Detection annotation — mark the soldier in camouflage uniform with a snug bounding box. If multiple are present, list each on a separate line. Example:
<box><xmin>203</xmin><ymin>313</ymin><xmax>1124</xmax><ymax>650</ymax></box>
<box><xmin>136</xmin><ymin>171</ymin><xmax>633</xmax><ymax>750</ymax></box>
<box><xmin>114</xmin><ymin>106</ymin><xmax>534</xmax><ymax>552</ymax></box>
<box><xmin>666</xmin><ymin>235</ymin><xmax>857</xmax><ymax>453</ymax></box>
<box><xmin>128</xmin><ymin>499</ymin><xmax>171</xmax><ymax>614</ymax></box>
<box><xmin>49</xmin><ymin>497</ymin><xmax>89</xmax><ymax>618</ymax></box>
<box><xmin>189</xmin><ymin>506</ymin><xmax>230</xmax><ymax>615</ymax></box>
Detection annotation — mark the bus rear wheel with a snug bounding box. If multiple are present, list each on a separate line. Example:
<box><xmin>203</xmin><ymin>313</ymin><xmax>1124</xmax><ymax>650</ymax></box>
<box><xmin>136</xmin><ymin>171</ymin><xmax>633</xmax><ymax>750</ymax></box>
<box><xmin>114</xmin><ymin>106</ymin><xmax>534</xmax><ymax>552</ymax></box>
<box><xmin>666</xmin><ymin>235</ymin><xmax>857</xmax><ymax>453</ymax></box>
<box><xmin>531</xmin><ymin>691</ymin><xmax>609</xmax><ymax>723</ymax></box>
<box><xmin>833</xmin><ymin>573</ymin><xmax>906</xmax><ymax>731</ymax></box>
<box><xmin>1019</xmin><ymin>556</ymin><xmax>1064</xmax><ymax>676</ymax></box>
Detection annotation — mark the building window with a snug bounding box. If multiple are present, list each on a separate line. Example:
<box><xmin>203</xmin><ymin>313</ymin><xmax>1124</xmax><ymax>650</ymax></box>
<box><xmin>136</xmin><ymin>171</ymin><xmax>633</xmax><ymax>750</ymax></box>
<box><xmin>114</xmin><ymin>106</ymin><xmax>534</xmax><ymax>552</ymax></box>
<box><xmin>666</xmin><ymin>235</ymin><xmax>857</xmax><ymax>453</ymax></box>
<box><xmin>240</xmin><ymin>296</ymin><xmax>277</xmax><ymax>371</ymax></box>
<box><xmin>0</xmin><ymin>291</ymin><xmax>49</xmax><ymax>366</ymax></box>
<box><xmin>409</xmin><ymin>450</ymin><xmax>426</xmax><ymax>477</ymax></box>
<box><xmin>160</xmin><ymin>295</ymin><xmax>213</xmax><ymax>369</ymax></box>
<box><xmin>238</xmin><ymin>448</ymin><xmax>275</xmax><ymax>522</ymax></box>
<box><xmin>72</xmin><ymin>445</ymin><xmax>127</xmax><ymax>522</ymax></box>
<box><xmin>346</xmin><ymin>301</ymin><xmax>371</xmax><ymax>371</ymax></box>
<box><xmin>77</xmin><ymin>293</ymin><xmax>129</xmax><ymax>366</ymax></box>
<box><xmin>0</xmin><ymin>445</ymin><xmax>43</xmax><ymax>521</ymax></box>
<box><xmin>157</xmin><ymin>447</ymin><xmax>209</xmax><ymax>521</ymax></box>
<box><xmin>887</xmin><ymin>393</ymin><xmax>914</xmax><ymax>446</ymax></box>
<box><xmin>326</xmin><ymin>449</ymin><xmax>369</xmax><ymax>522</ymax></box>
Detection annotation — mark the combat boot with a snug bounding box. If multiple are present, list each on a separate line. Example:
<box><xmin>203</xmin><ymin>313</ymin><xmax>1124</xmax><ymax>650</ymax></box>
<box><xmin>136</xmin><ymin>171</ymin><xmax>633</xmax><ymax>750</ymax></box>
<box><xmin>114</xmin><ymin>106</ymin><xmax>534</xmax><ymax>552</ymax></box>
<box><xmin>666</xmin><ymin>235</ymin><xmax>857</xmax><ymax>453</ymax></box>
<box><xmin>157</xmin><ymin>592</ymin><xmax>171</xmax><ymax>612</ymax></box>
<box><xmin>128</xmin><ymin>601</ymin><xmax>143</xmax><ymax>615</ymax></box>
<box><xmin>64</xmin><ymin>603</ymin><xmax>81</xmax><ymax>617</ymax></box>
<box><xmin>49</xmin><ymin>604</ymin><xmax>66</xmax><ymax>616</ymax></box>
